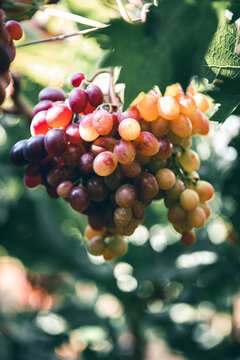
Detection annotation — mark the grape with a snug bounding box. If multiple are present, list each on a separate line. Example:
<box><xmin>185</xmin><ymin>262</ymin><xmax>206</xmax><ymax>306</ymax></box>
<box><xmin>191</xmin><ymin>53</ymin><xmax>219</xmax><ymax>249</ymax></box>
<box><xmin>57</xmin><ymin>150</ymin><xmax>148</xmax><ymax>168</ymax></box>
<box><xmin>173</xmin><ymin>221</ymin><xmax>193</xmax><ymax>234</ymax></box>
<box><xmin>79</xmin><ymin>152</ymin><xmax>94</xmax><ymax>175</ymax></box>
<box><xmin>113</xmin><ymin>139</ymin><xmax>136</xmax><ymax>164</ymax></box>
<box><xmin>181</xmin><ymin>231</ymin><xmax>196</xmax><ymax>246</ymax></box>
<box><xmin>69</xmin><ymin>186</ymin><xmax>90</xmax><ymax>213</ymax></box>
<box><xmin>91</xmin><ymin>136</ymin><xmax>116</xmax><ymax>156</ymax></box>
<box><xmin>46</xmin><ymin>187</ymin><xmax>59</xmax><ymax>199</ymax></box>
<box><xmin>32</xmin><ymin>100</ymin><xmax>53</xmax><ymax>117</ymax></box>
<box><xmin>108</xmin><ymin>113</ymin><xmax>119</xmax><ymax>136</ymax></box>
<box><xmin>83</xmin><ymin>101</ymin><xmax>97</xmax><ymax>114</ymax></box>
<box><xmin>30</xmin><ymin>110</ymin><xmax>49</xmax><ymax>136</ymax></box>
<box><xmin>135</xmin><ymin>153</ymin><xmax>151</xmax><ymax>165</ymax></box>
<box><xmin>170</xmin><ymin>114</ymin><xmax>192</xmax><ymax>138</ymax></box>
<box><xmin>199</xmin><ymin>202</ymin><xmax>211</xmax><ymax>219</ymax></box>
<box><xmin>87</xmin><ymin>84</ymin><xmax>104</xmax><ymax>107</ymax></box>
<box><xmin>87</xmin><ymin>176</ymin><xmax>108</xmax><ymax>202</ymax></box>
<box><xmin>180</xmin><ymin>189</ymin><xmax>199</xmax><ymax>211</ymax></box>
<box><xmin>108</xmin><ymin>235</ymin><xmax>128</xmax><ymax>257</ymax></box>
<box><xmin>121</xmin><ymin>160</ymin><xmax>141</xmax><ymax>178</ymax></box>
<box><xmin>156</xmin><ymin>168</ymin><xmax>176</xmax><ymax>190</ymax></box>
<box><xmin>179</xmin><ymin>94</ymin><xmax>197</xmax><ymax>115</ymax></box>
<box><xmin>118</xmin><ymin>118</ymin><xmax>141</xmax><ymax>141</ymax></box>
<box><xmin>133</xmin><ymin>131</ymin><xmax>159</xmax><ymax>156</ymax></box>
<box><xmin>164</xmin><ymin>83</ymin><xmax>184</xmax><ymax>98</ymax></box>
<box><xmin>62</xmin><ymin>144</ymin><xmax>84</xmax><ymax>167</ymax></box>
<box><xmin>85</xmin><ymin>225</ymin><xmax>105</xmax><ymax>241</ymax></box>
<box><xmin>156</xmin><ymin>138</ymin><xmax>173</xmax><ymax>160</ymax></box>
<box><xmin>193</xmin><ymin>93</ymin><xmax>210</xmax><ymax>113</ymax></box>
<box><xmin>117</xmin><ymin>106</ymin><xmax>140</xmax><ymax>123</ymax></box>
<box><xmin>164</xmin><ymin>197</ymin><xmax>177</xmax><ymax>209</ymax></box>
<box><xmin>132</xmin><ymin>201</ymin><xmax>145</xmax><ymax>220</ymax></box>
<box><xmin>115</xmin><ymin>184</ymin><xmax>138</xmax><ymax>208</ymax></box>
<box><xmin>24</xmin><ymin>174</ymin><xmax>42</xmax><ymax>188</ymax></box>
<box><xmin>187</xmin><ymin>206</ymin><xmax>206</xmax><ymax>228</ymax></box>
<box><xmin>186</xmin><ymin>84</ymin><xmax>196</xmax><ymax>96</ymax></box>
<box><xmin>71</xmin><ymin>72</ymin><xmax>85</xmax><ymax>87</ymax></box>
<box><xmin>5</xmin><ymin>20</ymin><xmax>23</xmax><ymax>40</ymax></box>
<box><xmin>47</xmin><ymin>166</ymin><xmax>76</xmax><ymax>188</ymax></box>
<box><xmin>68</xmin><ymin>87</ymin><xmax>88</xmax><ymax>113</ymax></box>
<box><xmin>92</xmin><ymin>109</ymin><xmax>113</xmax><ymax>135</ymax></box>
<box><xmin>104</xmin><ymin>167</ymin><xmax>123</xmax><ymax>190</ymax></box>
<box><xmin>198</xmin><ymin>115</ymin><xmax>210</xmax><ymax>136</ymax></box>
<box><xmin>39</xmin><ymin>87</ymin><xmax>66</xmax><ymax>102</ymax></box>
<box><xmin>103</xmin><ymin>248</ymin><xmax>115</xmax><ymax>261</ymax></box>
<box><xmin>140</xmin><ymin>119</ymin><xmax>150</xmax><ymax>131</ymax></box>
<box><xmin>121</xmin><ymin>219</ymin><xmax>139</xmax><ymax>236</ymax></box>
<box><xmin>181</xmin><ymin>136</ymin><xmax>192</xmax><ymax>149</ymax></box>
<box><xmin>65</xmin><ymin>123</ymin><xmax>83</xmax><ymax>146</ymax></box>
<box><xmin>44</xmin><ymin>128</ymin><xmax>67</xmax><ymax>157</ymax></box>
<box><xmin>25</xmin><ymin>163</ymin><xmax>41</xmax><ymax>177</ymax></box>
<box><xmin>88</xmin><ymin>212</ymin><xmax>105</xmax><ymax>230</ymax></box>
<box><xmin>89</xmin><ymin>236</ymin><xmax>106</xmax><ymax>255</ymax></box>
<box><xmin>114</xmin><ymin>207</ymin><xmax>132</xmax><ymax>227</ymax></box>
<box><xmin>10</xmin><ymin>139</ymin><xmax>28</xmax><ymax>166</ymax></box>
<box><xmin>0</xmin><ymin>42</ymin><xmax>10</xmax><ymax>74</ymax></box>
<box><xmin>138</xmin><ymin>172</ymin><xmax>159</xmax><ymax>199</ymax></box>
<box><xmin>79</xmin><ymin>114</ymin><xmax>99</xmax><ymax>142</ymax></box>
<box><xmin>46</xmin><ymin>104</ymin><xmax>72</xmax><ymax>129</ymax></box>
<box><xmin>150</xmin><ymin>116</ymin><xmax>170</xmax><ymax>138</ymax></box>
<box><xmin>0</xmin><ymin>82</ymin><xmax>5</xmax><ymax>105</ymax></box>
<box><xmin>194</xmin><ymin>180</ymin><xmax>214</xmax><ymax>202</ymax></box>
<box><xmin>158</xmin><ymin>96</ymin><xmax>180</xmax><ymax>120</ymax></box>
<box><xmin>168</xmin><ymin>204</ymin><xmax>187</xmax><ymax>224</ymax></box>
<box><xmin>56</xmin><ymin>180</ymin><xmax>73</xmax><ymax>198</ymax></box>
<box><xmin>178</xmin><ymin>149</ymin><xmax>200</xmax><ymax>172</ymax></box>
<box><xmin>147</xmin><ymin>158</ymin><xmax>167</xmax><ymax>173</ymax></box>
<box><xmin>165</xmin><ymin>179</ymin><xmax>184</xmax><ymax>200</ymax></box>
<box><xmin>188</xmin><ymin>109</ymin><xmax>208</xmax><ymax>134</ymax></box>
<box><xmin>138</xmin><ymin>92</ymin><xmax>159</xmax><ymax>121</ymax></box>
<box><xmin>93</xmin><ymin>151</ymin><xmax>117</xmax><ymax>176</ymax></box>
<box><xmin>23</xmin><ymin>134</ymin><xmax>47</xmax><ymax>162</ymax></box>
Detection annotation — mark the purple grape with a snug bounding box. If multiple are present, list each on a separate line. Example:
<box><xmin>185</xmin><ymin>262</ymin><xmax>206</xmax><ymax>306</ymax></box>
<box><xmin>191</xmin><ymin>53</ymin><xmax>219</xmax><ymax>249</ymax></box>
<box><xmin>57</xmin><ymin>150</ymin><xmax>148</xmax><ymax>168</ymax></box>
<box><xmin>44</xmin><ymin>128</ymin><xmax>67</xmax><ymax>156</ymax></box>
<box><xmin>46</xmin><ymin>166</ymin><xmax>76</xmax><ymax>188</ymax></box>
<box><xmin>69</xmin><ymin>186</ymin><xmax>90</xmax><ymax>213</ymax></box>
<box><xmin>115</xmin><ymin>184</ymin><xmax>138</xmax><ymax>208</ymax></box>
<box><xmin>61</xmin><ymin>144</ymin><xmax>83</xmax><ymax>167</ymax></box>
<box><xmin>0</xmin><ymin>42</ymin><xmax>10</xmax><ymax>74</ymax></box>
<box><xmin>68</xmin><ymin>87</ymin><xmax>88</xmax><ymax>114</ymax></box>
<box><xmin>39</xmin><ymin>87</ymin><xmax>66</xmax><ymax>102</ymax></box>
<box><xmin>71</xmin><ymin>72</ymin><xmax>85</xmax><ymax>87</ymax></box>
<box><xmin>87</xmin><ymin>84</ymin><xmax>103</xmax><ymax>107</ymax></box>
<box><xmin>87</xmin><ymin>176</ymin><xmax>108</xmax><ymax>202</ymax></box>
<box><xmin>79</xmin><ymin>152</ymin><xmax>94</xmax><ymax>175</ymax></box>
<box><xmin>10</xmin><ymin>139</ymin><xmax>28</xmax><ymax>166</ymax></box>
<box><xmin>138</xmin><ymin>172</ymin><xmax>159</xmax><ymax>199</ymax></box>
<box><xmin>23</xmin><ymin>135</ymin><xmax>47</xmax><ymax>162</ymax></box>
<box><xmin>25</xmin><ymin>163</ymin><xmax>41</xmax><ymax>176</ymax></box>
<box><xmin>32</xmin><ymin>100</ymin><xmax>53</xmax><ymax>117</ymax></box>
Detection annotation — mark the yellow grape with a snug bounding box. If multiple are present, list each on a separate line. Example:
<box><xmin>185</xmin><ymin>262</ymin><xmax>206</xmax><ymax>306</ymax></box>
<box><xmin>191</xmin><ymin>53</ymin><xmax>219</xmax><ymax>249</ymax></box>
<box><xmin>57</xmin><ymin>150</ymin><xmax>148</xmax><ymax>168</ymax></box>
<box><xmin>180</xmin><ymin>189</ymin><xmax>199</xmax><ymax>211</ymax></box>
<box><xmin>150</xmin><ymin>116</ymin><xmax>170</xmax><ymax>138</ymax></box>
<box><xmin>179</xmin><ymin>94</ymin><xmax>197</xmax><ymax>115</ymax></box>
<box><xmin>179</xmin><ymin>149</ymin><xmax>200</xmax><ymax>172</ymax></box>
<box><xmin>172</xmin><ymin>221</ymin><xmax>193</xmax><ymax>234</ymax></box>
<box><xmin>108</xmin><ymin>235</ymin><xmax>128</xmax><ymax>257</ymax></box>
<box><xmin>194</xmin><ymin>180</ymin><xmax>214</xmax><ymax>202</ymax></box>
<box><xmin>187</xmin><ymin>206</ymin><xmax>206</xmax><ymax>228</ymax></box>
<box><xmin>164</xmin><ymin>83</ymin><xmax>184</xmax><ymax>98</ymax></box>
<box><xmin>138</xmin><ymin>92</ymin><xmax>159</xmax><ymax>121</ymax></box>
<box><xmin>199</xmin><ymin>202</ymin><xmax>211</xmax><ymax>219</ymax></box>
<box><xmin>156</xmin><ymin>168</ymin><xmax>176</xmax><ymax>190</ymax></box>
<box><xmin>186</xmin><ymin>84</ymin><xmax>196</xmax><ymax>96</ymax></box>
<box><xmin>181</xmin><ymin>136</ymin><xmax>192</xmax><ymax>149</ymax></box>
<box><xmin>158</xmin><ymin>96</ymin><xmax>180</xmax><ymax>120</ymax></box>
<box><xmin>170</xmin><ymin>114</ymin><xmax>192</xmax><ymax>138</ymax></box>
<box><xmin>193</xmin><ymin>93</ymin><xmax>210</xmax><ymax>113</ymax></box>
<box><xmin>103</xmin><ymin>248</ymin><xmax>115</xmax><ymax>261</ymax></box>
<box><xmin>118</xmin><ymin>118</ymin><xmax>141</xmax><ymax>141</ymax></box>
<box><xmin>93</xmin><ymin>151</ymin><xmax>118</xmax><ymax>176</ymax></box>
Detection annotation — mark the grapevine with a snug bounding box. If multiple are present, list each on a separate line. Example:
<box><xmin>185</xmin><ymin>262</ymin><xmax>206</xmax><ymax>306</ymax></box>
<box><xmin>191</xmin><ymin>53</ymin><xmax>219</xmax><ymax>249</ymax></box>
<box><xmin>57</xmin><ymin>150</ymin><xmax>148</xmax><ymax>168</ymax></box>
<box><xmin>10</xmin><ymin>73</ymin><xmax>214</xmax><ymax>260</ymax></box>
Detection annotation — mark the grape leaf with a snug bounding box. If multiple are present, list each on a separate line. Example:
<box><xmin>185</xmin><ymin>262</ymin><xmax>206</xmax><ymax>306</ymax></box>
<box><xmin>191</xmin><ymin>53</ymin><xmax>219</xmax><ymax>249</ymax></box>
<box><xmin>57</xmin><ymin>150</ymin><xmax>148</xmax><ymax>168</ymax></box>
<box><xmin>204</xmin><ymin>19</ymin><xmax>240</xmax><ymax>121</ymax></box>
<box><xmin>92</xmin><ymin>0</ymin><xmax>217</xmax><ymax>109</ymax></box>
<box><xmin>1</xmin><ymin>0</ymin><xmax>43</xmax><ymax>21</ymax></box>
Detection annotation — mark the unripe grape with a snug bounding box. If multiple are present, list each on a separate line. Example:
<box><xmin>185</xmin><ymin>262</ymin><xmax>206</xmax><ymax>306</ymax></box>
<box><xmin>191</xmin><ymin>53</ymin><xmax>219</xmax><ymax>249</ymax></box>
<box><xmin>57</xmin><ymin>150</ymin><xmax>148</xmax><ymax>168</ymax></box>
<box><xmin>138</xmin><ymin>92</ymin><xmax>159</xmax><ymax>121</ymax></box>
<box><xmin>187</xmin><ymin>206</ymin><xmax>206</xmax><ymax>228</ymax></box>
<box><xmin>194</xmin><ymin>180</ymin><xmax>214</xmax><ymax>202</ymax></box>
<box><xmin>93</xmin><ymin>151</ymin><xmax>117</xmax><ymax>176</ymax></box>
<box><xmin>158</xmin><ymin>96</ymin><xmax>180</xmax><ymax>120</ymax></box>
<box><xmin>180</xmin><ymin>189</ymin><xmax>199</xmax><ymax>211</ymax></box>
<box><xmin>181</xmin><ymin>231</ymin><xmax>196</xmax><ymax>246</ymax></box>
<box><xmin>121</xmin><ymin>219</ymin><xmax>139</xmax><ymax>236</ymax></box>
<box><xmin>179</xmin><ymin>149</ymin><xmax>200</xmax><ymax>172</ymax></box>
<box><xmin>172</xmin><ymin>221</ymin><xmax>193</xmax><ymax>234</ymax></box>
<box><xmin>165</xmin><ymin>179</ymin><xmax>185</xmax><ymax>200</ymax></box>
<box><xmin>118</xmin><ymin>118</ymin><xmax>141</xmax><ymax>141</ymax></box>
<box><xmin>156</xmin><ymin>168</ymin><xmax>176</xmax><ymax>190</ymax></box>
<box><xmin>89</xmin><ymin>236</ymin><xmax>106</xmax><ymax>255</ymax></box>
<box><xmin>108</xmin><ymin>235</ymin><xmax>128</xmax><ymax>257</ymax></box>
<box><xmin>117</xmin><ymin>106</ymin><xmax>141</xmax><ymax>123</ymax></box>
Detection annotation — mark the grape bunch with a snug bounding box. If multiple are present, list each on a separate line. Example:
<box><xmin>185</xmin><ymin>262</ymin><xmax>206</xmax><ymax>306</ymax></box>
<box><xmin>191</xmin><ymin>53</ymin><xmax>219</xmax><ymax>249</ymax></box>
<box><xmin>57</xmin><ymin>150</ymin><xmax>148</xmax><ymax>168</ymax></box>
<box><xmin>0</xmin><ymin>9</ymin><xmax>23</xmax><ymax>104</ymax></box>
<box><xmin>10</xmin><ymin>72</ymin><xmax>214</xmax><ymax>260</ymax></box>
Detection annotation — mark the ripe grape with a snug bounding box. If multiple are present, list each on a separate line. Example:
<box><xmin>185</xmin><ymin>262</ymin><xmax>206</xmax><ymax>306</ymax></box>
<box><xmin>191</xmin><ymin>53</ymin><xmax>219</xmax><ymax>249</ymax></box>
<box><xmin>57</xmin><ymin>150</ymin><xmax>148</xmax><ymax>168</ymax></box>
<box><xmin>32</xmin><ymin>100</ymin><xmax>53</xmax><ymax>117</ymax></box>
<box><xmin>69</xmin><ymin>186</ymin><xmax>90</xmax><ymax>213</ymax></box>
<box><xmin>10</xmin><ymin>139</ymin><xmax>28</xmax><ymax>166</ymax></box>
<box><xmin>121</xmin><ymin>160</ymin><xmax>141</xmax><ymax>178</ymax></box>
<box><xmin>168</xmin><ymin>204</ymin><xmax>187</xmax><ymax>224</ymax></box>
<box><xmin>44</xmin><ymin>128</ymin><xmax>67</xmax><ymax>156</ymax></box>
<box><xmin>92</xmin><ymin>109</ymin><xmax>113</xmax><ymax>135</ymax></box>
<box><xmin>79</xmin><ymin>114</ymin><xmax>99</xmax><ymax>142</ymax></box>
<box><xmin>71</xmin><ymin>72</ymin><xmax>85</xmax><ymax>87</ymax></box>
<box><xmin>199</xmin><ymin>202</ymin><xmax>211</xmax><ymax>219</ymax></box>
<box><xmin>165</xmin><ymin>179</ymin><xmax>185</xmax><ymax>200</ymax></box>
<box><xmin>24</xmin><ymin>174</ymin><xmax>42</xmax><ymax>188</ymax></box>
<box><xmin>87</xmin><ymin>84</ymin><xmax>104</xmax><ymax>107</ymax></box>
<box><xmin>115</xmin><ymin>184</ymin><xmax>138</xmax><ymax>208</ymax></box>
<box><xmin>46</xmin><ymin>104</ymin><xmax>72</xmax><ymax>129</ymax></box>
<box><xmin>108</xmin><ymin>235</ymin><xmax>128</xmax><ymax>257</ymax></box>
<box><xmin>156</xmin><ymin>138</ymin><xmax>173</xmax><ymax>160</ymax></box>
<box><xmin>87</xmin><ymin>176</ymin><xmax>108</xmax><ymax>202</ymax></box>
<box><xmin>179</xmin><ymin>149</ymin><xmax>200</xmax><ymax>172</ymax></box>
<box><xmin>5</xmin><ymin>20</ymin><xmax>23</xmax><ymax>40</ymax></box>
<box><xmin>113</xmin><ymin>139</ymin><xmax>136</xmax><ymax>164</ymax></box>
<box><xmin>89</xmin><ymin>236</ymin><xmax>106</xmax><ymax>255</ymax></box>
<box><xmin>181</xmin><ymin>231</ymin><xmax>196</xmax><ymax>246</ymax></box>
<box><xmin>180</xmin><ymin>189</ymin><xmax>199</xmax><ymax>211</ymax></box>
<box><xmin>117</xmin><ymin>106</ymin><xmax>141</xmax><ymax>123</ymax></box>
<box><xmin>114</xmin><ymin>207</ymin><xmax>132</xmax><ymax>227</ymax></box>
<box><xmin>170</xmin><ymin>114</ymin><xmax>192</xmax><ymax>138</ymax></box>
<box><xmin>118</xmin><ymin>118</ymin><xmax>141</xmax><ymax>141</ymax></box>
<box><xmin>91</xmin><ymin>136</ymin><xmax>116</xmax><ymax>156</ymax></box>
<box><xmin>30</xmin><ymin>110</ymin><xmax>50</xmax><ymax>136</ymax></box>
<box><xmin>85</xmin><ymin>225</ymin><xmax>105</xmax><ymax>241</ymax></box>
<box><xmin>47</xmin><ymin>166</ymin><xmax>76</xmax><ymax>188</ymax></box>
<box><xmin>65</xmin><ymin>123</ymin><xmax>82</xmax><ymax>146</ymax></box>
<box><xmin>79</xmin><ymin>152</ymin><xmax>94</xmax><ymax>175</ymax></box>
<box><xmin>156</xmin><ymin>168</ymin><xmax>176</xmax><ymax>190</ymax></box>
<box><xmin>138</xmin><ymin>92</ymin><xmax>159</xmax><ymax>121</ymax></box>
<box><xmin>133</xmin><ymin>131</ymin><xmax>159</xmax><ymax>156</ymax></box>
<box><xmin>138</xmin><ymin>172</ymin><xmax>159</xmax><ymax>199</ymax></box>
<box><xmin>103</xmin><ymin>248</ymin><xmax>115</xmax><ymax>261</ymax></box>
<box><xmin>23</xmin><ymin>134</ymin><xmax>47</xmax><ymax>162</ymax></box>
<box><xmin>57</xmin><ymin>181</ymin><xmax>74</xmax><ymax>198</ymax></box>
<box><xmin>25</xmin><ymin>163</ymin><xmax>41</xmax><ymax>177</ymax></box>
<box><xmin>150</xmin><ymin>116</ymin><xmax>170</xmax><ymax>138</ymax></box>
<box><xmin>158</xmin><ymin>96</ymin><xmax>180</xmax><ymax>120</ymax></box>
<box><xmin>68</xmin><ymin>87</ymin><xmax>88</xmax><ymax>113</ymax></box>
<box><xmin>0</xmin><ymin>42</ymin><xmax>10</xmax><ymax>74</ymax></box>
<box><xmin>62</xmin><ymin>144</ymin><xmax>84</xmax><ymax>167</ymax></box>
<box><xmin>188</xmin><ymin>206</ymin><xmax>206</xmax><ymax>228</ymax></box>
<box><xmin>93</xmin><ymin>151</ymin><xmax>117</xmax><ymax>176</ymax></box>
<box><xmin>194</xmin><ymin>180</ymin><xmax>214</xmax><ymax>202</ymax></box>
<box><xmin>39</xmin><ymin>87</ymin><xmax>66</xmax><ymax>102</ymax></box>
<box><xmin>132</xmin><ymin>201</ymin><xmax>145</xmax><ymax>220</ymax></box>
<box><xmin>193</xmin><ymin>93</ymin><xmax>210</xmax><ymax>113</ymax></box>
<box><xmin>104</xmin><ymin>167</ymin><xmax>123</xmax><ymax>190</ymax></box>
<box><xmin>179</xmin><ymin>94</ymin><xmax>197</xmax><ymax>115</ymax></box>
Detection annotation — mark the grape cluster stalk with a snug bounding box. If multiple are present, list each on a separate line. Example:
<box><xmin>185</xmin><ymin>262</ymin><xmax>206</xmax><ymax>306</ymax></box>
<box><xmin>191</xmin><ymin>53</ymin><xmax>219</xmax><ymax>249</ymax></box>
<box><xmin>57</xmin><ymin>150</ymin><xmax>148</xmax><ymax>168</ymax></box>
<box><xmin>10</xmin><ymin>72</ymin><xmax>214</xmax><ymax>260</ymax></box>
<box><xmin>0</xmin><ymin>9</ymin><xmax>23</xmax><ymax>104</ymax></box>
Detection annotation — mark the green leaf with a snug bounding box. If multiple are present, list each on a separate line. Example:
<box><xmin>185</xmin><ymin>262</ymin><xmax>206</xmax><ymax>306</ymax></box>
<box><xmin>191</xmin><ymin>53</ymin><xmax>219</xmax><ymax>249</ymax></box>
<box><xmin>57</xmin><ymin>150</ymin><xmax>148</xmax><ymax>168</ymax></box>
<box><xmin>204</xmin><ymin>19</ymin><xmax>240</xmax><ymax>121</ymax></box>
<box><xmin>2</xmin><ymin>0</ymin><xmax>43</xmax><ymax>21</ymax></box>
<box><xmin>92</xmin><ymin>0</ymin><xmax>218</xmax><ymax>109</ymax></box>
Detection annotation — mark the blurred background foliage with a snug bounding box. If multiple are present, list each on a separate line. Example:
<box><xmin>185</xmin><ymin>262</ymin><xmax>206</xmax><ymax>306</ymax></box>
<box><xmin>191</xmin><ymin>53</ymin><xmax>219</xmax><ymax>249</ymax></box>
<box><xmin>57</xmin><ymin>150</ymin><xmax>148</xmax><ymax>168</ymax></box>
<box><xmin>1</xmin><ymin>1</ymin><xmax>240</xmax><ymax>360</ymax></box>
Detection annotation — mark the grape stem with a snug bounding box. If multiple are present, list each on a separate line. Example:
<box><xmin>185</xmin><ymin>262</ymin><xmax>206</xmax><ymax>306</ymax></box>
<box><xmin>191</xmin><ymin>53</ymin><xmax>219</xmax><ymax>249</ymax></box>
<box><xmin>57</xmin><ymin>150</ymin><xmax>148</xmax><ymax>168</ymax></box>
<box><xmin>87</xmin><ymin>69</ymin><xmax>111</xmax><ymax>82</ymax></box>
<box><xmin>171</xmin><ymin>150</ymin><xmax>197</xmax><ymax>186</ymax></box>
<box><xmin>115</xmin><ymin>0</ymin><xmax>132</xmax><ymax>23</ymax></box>
<box><xmin>109</xmin><ymin>70</ymin><xmax>121</xmax><ymax>106</ymax></box>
